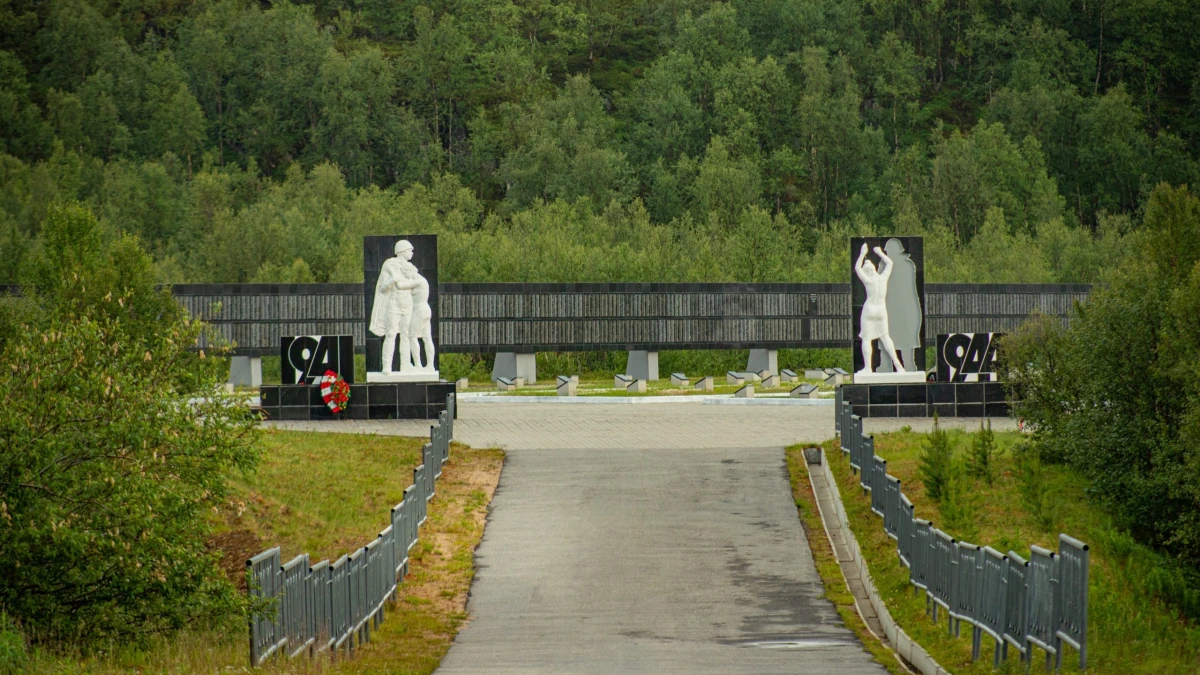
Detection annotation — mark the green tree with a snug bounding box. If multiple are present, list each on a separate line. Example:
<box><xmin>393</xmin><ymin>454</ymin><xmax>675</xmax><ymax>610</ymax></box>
<box><xmin>0</xmin><ymin>203</ymin><xmax>258</xmax><ymax>640</ymax></box>
<box><xmin>918</xmin><ymin>415</ymin><xmax>955</xmax><ymax>503</ymax></box>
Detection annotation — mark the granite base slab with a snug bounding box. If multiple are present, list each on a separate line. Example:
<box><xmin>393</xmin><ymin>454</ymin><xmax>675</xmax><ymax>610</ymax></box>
<box><xmin>839</xmin><ymin>381</ymin><xmax>1010</xmax><ymax>418</ymax></box>
<box><xmin>259</xmin><ymin>382</ymin><xmax>456</xmax><ymax>421</ymax></box>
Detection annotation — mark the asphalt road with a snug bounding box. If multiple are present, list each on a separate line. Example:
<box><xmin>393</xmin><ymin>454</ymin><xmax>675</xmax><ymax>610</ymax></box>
<box><xmin>270</xmin><ymin>402</ymin><xmax>1012</xmax><ymax>674</ymax></box>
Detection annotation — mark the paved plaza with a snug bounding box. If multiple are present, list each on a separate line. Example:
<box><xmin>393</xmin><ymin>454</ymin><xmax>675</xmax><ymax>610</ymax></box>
<box><xmin>270</xmin><ymin>403</ymin><xmax>1013</xmax><ymax>674</ymax></box>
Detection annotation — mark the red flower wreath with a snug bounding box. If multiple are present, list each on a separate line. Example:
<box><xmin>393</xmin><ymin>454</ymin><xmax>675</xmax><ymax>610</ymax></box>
<box><xmin>320</xmin><ymin>370</ymin><xmax>351</xmax><ymax>413</ymax></box>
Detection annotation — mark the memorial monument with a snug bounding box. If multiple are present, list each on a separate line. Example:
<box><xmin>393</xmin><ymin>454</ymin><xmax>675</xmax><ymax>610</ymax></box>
<box><xmin>367</xmin><ymin>239</ymin><xmax>439</xmax><ymax>382</ymax></box>
<box><xmin>851</xmin><ymin>237</ymin><xmax>926</xmax><ymax>383</ymax></box>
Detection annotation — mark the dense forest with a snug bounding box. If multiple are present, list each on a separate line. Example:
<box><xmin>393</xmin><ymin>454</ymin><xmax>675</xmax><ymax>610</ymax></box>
<box><xmin>2</xmin><ymin>0</ymin><xmax>1198</xmax><ymax>284</ymax></box>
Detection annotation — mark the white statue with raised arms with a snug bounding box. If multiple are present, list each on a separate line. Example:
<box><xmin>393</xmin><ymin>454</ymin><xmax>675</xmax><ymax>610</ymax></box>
<box><xmin>855</xmin><ymin>242</ymin><xmax>905</xmax><ymax>375</ymax></box>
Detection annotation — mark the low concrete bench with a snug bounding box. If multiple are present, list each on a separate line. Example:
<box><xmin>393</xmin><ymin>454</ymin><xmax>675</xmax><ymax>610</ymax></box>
<box><xmin>735</xmin><ymin>384</ymin><xmax>755</xmax><ymax>398</ymax></box>
<box><xmin>726</xmin><ymin>371</ymin><xmax>745</xmax><ymax>386</ymax></box>
<box><xmin>670</xmin><ymin>372</ymin><xmax>689</xmax><ymax>386</ymax></box>
<box><xmin>781</xmin><ymin>369</ymin><xmax>799</xmax><ymax>383</ymax></box>
<box><xmin>791</xmin><ymin>383</ymin><xmax>819</xmax><ymax>399</ymax></box>
<box><xmin>496</xmin><ymin>377</ymin><xmax>518</xmax><ymax>392</ymax></box>
<box><xmin>557</xmin><ymin>375</ymin><xmax>577</xmax><ymax>397</ymax></box>
<box><xmin>694</xmin><ymin>376</ymin><xmax>714</xmax><ymax>392</ymax></box>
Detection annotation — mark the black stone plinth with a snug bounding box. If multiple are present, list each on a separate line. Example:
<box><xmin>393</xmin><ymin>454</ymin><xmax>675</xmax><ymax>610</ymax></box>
<box><xmin>259</xmin><ymin>382</ymin><xmax>456</xmax><ymax>422</ymax></box>
<box><xmin>839</xmin><ymin>382</ymin><xmax>1010</xmax><ymax>418</ymax></box>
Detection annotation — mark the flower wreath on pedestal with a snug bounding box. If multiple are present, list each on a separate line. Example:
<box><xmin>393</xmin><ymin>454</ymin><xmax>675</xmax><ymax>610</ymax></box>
<box><xmin>319</xmin><ymin>370</ymin><xmax>351</xmax><ymax>413</ymax></box>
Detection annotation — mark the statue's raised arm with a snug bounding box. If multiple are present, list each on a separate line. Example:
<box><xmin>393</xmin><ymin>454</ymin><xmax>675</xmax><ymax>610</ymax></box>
<box><xmin>854</xmin><ymin>242</ymin><xmax>871</xmax><ymax>282</ymax></box>
<box><xmin>873</xmin><ymin>246</ymin><xmax>893</xmax><ymax>278</ymax></box>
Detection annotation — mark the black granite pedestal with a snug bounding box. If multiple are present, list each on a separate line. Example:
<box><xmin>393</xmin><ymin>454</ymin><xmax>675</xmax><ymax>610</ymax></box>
<box><xmin>259</xmin><ymin>382</ymin><xmax>456</xmax><ymax>421</ymax></box>
<box><xmin>840</xmin><ymin>381</ymin><xmax>1010</xmax><ymax>418</ymax></box>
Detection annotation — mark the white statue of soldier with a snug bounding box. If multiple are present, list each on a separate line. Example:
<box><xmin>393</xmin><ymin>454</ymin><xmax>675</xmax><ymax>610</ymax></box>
<box><xmin>369</xmin><ymin>240</ymin><xmax>422</xmax><ymax>374</ymax></box>
<box><xmin>855</xmin><ymin>242</ymin><xmax>905</xmax><ymax>375</ymax></box>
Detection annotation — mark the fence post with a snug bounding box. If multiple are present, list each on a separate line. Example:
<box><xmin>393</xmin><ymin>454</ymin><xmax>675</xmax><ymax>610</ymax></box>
<box><xmin>1056</xmin><ymin>534</ymin><xmax>1089</xmax><ymax>670</ymax></box>
<box><xmin>1026</xmin><ymin>545</ymin><xmax>1059</xmax><ymax>671</ymax></box>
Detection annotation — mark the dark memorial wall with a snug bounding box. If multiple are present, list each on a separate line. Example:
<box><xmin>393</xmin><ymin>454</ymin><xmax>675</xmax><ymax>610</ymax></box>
<box><xmin>362</xmin><ymin>235</ymin><xmax>438</xmax><ymax>373</ymax></box>
<box><xmin>175</xmin><ymin>282</ymin><xmax>1091</xmax><ymax>356</ymax></box>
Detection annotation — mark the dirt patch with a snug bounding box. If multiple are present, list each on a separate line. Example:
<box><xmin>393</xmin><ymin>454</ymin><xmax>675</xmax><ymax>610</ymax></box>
<box><xmin>400</xmin><ymin>447</ymin><xmax>504</xmax><ymax>617</ymax></box>
<box><xmin>207</xmin><ymin>528</ymin><xmax>265</xmax><ymax>590</ymax></box>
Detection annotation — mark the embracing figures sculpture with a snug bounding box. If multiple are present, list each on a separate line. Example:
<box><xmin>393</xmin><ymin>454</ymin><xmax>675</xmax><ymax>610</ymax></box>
<box><xmin>369</xmin><ymin>240</ymin><xmax>436</xmax><ymax>375</ymax></box>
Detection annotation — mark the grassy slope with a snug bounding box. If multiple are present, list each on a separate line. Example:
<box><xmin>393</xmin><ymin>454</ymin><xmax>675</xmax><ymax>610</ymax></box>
<box><xmin>24</xmin><ymin>431</ymin><xmax>504</xmax><ymax>674</ymax></box>
<box><xmin>790</xmin><ymin>428</ymin><xmax>1200</xmax><ymax>674</ymax></box>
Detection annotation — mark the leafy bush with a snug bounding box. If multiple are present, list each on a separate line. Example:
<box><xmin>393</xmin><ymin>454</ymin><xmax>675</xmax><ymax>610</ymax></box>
<box><xmin>0</xmin><ymin>204</ymin><xmax>259</xmax><ymax>642</ymax></box>
<box><xmin>0</xmin><ymin>614</ymin><xmax>27</xmax><ymax>675</ymax></box>
<box><xmin>918</xmin><ymin>415</ymin><xmax>954</xmax><ymax>502</ymax></box>
<box><xmin>1003</xmin><ymin>183</ymin><xmax>1200</xmax><ymax>565</ymax></box>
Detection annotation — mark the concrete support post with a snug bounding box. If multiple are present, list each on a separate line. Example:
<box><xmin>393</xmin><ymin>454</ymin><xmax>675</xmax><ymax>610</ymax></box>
<box><xmin>492</xmin><ymin>352</ymin><xmax>538</xmax><ymax>384</ymax></box>
<box><xmin>626</xmin><ymin>350</ymin><xmax>659</xmax><ymax>381</ymax></box>
<box><xmin>228</xmin><ymin>356</ymin><xmax>262</xmax><ymax>388</ymax></box>
<box><xmin>747</xmin><ymin>349</ymin><xmax>778</xmax><ymax>375</ymax></box>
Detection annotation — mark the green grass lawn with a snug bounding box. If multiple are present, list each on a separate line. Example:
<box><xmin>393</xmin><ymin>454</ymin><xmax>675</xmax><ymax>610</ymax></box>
<box><xmin>787</xmin><ymin>428</ymin><xmax>1200</xmax><ymax>674</ymax></box>
<box><xmin>21</xmin><ymin>430</ymin><xmax>504</xmax><ymax>674</ymax></box>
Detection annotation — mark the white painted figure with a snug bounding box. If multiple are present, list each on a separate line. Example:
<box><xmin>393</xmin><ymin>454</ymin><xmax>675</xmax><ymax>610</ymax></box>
<box><xmin>855</xmin><ymin>242</ymin><xmax>905</xmax><ymax>375</ymax></box>
<box><xmin>369</xmin><ymin>240</ymin><xmax>421</xmax><ymax>374</ymax></box>
<box><xmin>404</xmin><ymin>262</ymin><xmax>436</xmax><ymax>371</ymax></box>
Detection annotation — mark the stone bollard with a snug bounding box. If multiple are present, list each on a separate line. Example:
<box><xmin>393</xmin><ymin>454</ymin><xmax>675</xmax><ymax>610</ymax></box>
<box><xmin>694</xmin><ymin>376</ymin><xmax>714</xmax><ymax>392</ymax></box>
<box><xmin>735</xmin><ymin>384</ymin><xmax>755</xmax><ymax>398</ymax></box>
<box><xmin>556</xmin><ymin>375</ymin><xmax>577</xmax><ymax>397</ymax></box>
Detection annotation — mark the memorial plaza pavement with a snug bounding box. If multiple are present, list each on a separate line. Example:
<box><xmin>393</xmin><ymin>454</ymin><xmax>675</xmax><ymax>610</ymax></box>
<box><xmin>270</xmin><ymin>403</ymin><xmax>1016</xmax><ymax>674</ymax></box>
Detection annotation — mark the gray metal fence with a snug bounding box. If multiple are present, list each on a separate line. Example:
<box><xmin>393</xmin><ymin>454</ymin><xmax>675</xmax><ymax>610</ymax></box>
<box><xmin>245</xmin><ymin>394</ymin><xmax>456</xmax><ymax>667</ymax></box>
<box><xmin>834</xmin><ymin>396</ymin><xmax>1089</xmax><ymax>670</ymax></box>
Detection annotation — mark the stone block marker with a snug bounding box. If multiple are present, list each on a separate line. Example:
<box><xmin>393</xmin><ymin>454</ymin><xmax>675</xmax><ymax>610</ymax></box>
<box><xmin>456</xmin><ymin>377</ymin><xmax>469</xmax><ymax>390</ymax></box>
<box><xmin>757</xmin><ymin>369</ymin><xmax>772</xmax><ymax>380</ymax></box>
<box><xmin>670</xmin><ymin>372</ymin><xmax>689</xmax><ymax>386</ymax></box>
<box><xmin>727</xmin><ymin>371</ymin><xmax>745</xmax><ymax>386</ymax></box>
<box><xmin>496</xmin><ymin>377</ymin><xmax>517</xmax><ymax>392</ymax></box>
<box><xmin>824</xmin><ymin>372</ymin><xmax>844</xmax><ymax>386</ymax></box>
<box><xmin>781</xmin><ymin>369</ymin><xmax>799</xmax><ymax>383</ymax></box>
<box><xmin>229</xmin><ymin>356</ymin><xmax>263</xmax><ymax>388</ymax></box>
<box><xmin>805</xmin><ymin>369</ymin><xmax>827</xmax><ymax>379</ymax></box>
<box><xmin>626</xmin><ymin>378</ymin><xmax>647</xmax><ymax>393</ymax></box>
<box><xmin>556</xmin><ymin>375</ymin><xmax>577</xmax><ymax>397</ymax></box>
<box><xmin>694</xmin><ymin>375</ymin><xmax>714</xmax><ymax>392</ymax></box>
<box><xmin>513</xmin><ymin>377</ymin><xmax>526</xmax><ymax>388</ymax></box>
<box><xmin>762</xmin><ymin>374</ymin><xmax>780</xmax><ymax>388</ymax></box>
<box><xmin>614</xmin><ymin>374</ymin><xmax>634</xmax><ymax>389</ymax></box>
<box><xmin>735</xmin><ymin>384</ymin><xmax>754</xmax><ymax>398</ymax></box>
<box><xmin>791</xmin><ymin>383</ymin><xmax>819</xmax><ymax>399</ymax></box>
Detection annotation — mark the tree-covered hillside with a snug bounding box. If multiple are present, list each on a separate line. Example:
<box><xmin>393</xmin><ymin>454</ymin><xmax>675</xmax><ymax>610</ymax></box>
<box><xmin>2</xmin><ymin>0</ymin><xmax>1197</xmax><ymax>283</ymax></box>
